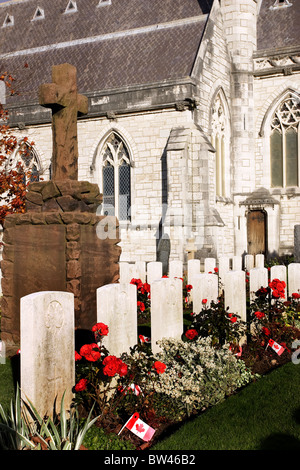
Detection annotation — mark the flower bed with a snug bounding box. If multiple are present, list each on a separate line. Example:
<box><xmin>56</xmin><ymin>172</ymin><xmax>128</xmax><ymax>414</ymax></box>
<box><xmin>72</xmin><ymin>276</ymin><xmax>300</xmax><ymax>450</ymax></box>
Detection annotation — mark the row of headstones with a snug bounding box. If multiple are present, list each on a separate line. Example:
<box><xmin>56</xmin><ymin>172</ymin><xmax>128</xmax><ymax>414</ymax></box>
<box><xmin>119</xmin><ymin>254</ymin><xmax>266</xmax><ymax>285</ymax></box>
<box><xmin>8</xmin><ymin>262</ymin><xmax>300</xmax><ymax>418</ymax></box>
<box><xmin>15</xmin><ymin>278</ymin><xmax>183</xmax><ymax>418</ymax></box>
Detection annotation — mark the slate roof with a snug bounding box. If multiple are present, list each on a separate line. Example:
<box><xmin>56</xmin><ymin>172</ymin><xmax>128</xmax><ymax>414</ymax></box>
<box><xmin>0</xmin><ymin>0</ymin><xmax>211</xmax><ymax>105</ymax></box>
<box><xmin>257</xmin><ymin>0</ymin><xmax>300</xmax><ymax>53</ymax></box>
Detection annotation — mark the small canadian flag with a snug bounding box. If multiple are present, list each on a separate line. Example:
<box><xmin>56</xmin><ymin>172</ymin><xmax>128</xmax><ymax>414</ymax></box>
<box><xmin>268</xmin><ymin>339</ymin><xmax>285</xmax><ymax>356</ymax></box>
<box><xmin>118</xmin><ymin>412</ymin><xmax>155</xmax><ymax>441</ymax></box>
<box><xmin>139</xmin><ymin>334</ymin><xmax>151</xmax><ymax>343</ymax></box>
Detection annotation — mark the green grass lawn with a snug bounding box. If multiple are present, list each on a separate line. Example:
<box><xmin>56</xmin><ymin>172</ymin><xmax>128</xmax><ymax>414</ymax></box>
<box><xmin>153</xmin><ymin>361</ymin><xmax>300</xmax><ymax>451</ymax></box>
<box><xmin>0</xmin><ymin>360</ymin><xmax>16</xmax><ymax>412</ymax></box>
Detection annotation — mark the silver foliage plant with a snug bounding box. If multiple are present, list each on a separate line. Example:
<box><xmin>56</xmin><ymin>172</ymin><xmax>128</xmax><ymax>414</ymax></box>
<box><xmin>152</xmin><ymin>336</ymin><xmax>256</xmax><ymax>414</ymax></box>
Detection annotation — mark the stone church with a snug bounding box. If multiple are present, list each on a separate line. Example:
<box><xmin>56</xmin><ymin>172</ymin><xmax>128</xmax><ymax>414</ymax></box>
<box><xmin>1</xmin><ymin>0</ymin><xmax>300</xmax><ymax>266</ymax></box>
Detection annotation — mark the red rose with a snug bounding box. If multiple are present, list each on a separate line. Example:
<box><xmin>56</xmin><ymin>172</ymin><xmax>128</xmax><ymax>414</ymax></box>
<box><xmin>137</xmin><ymin>301</ymin><xmax>145</xmax><ymax>312</ymax></box>
<box><xmin>103</xmin><ymin>355</ymin><xmax>120</xmax><ymax>376</ymax></box>
<box><xmin>185</xmin><ymin>328</ymin><xmax>198</xmax><ymax>340</ymax></box>
<box><xmin>269</xmin><ymin>279</ymin><xmax>286</xmax><ymax>299</ymax></box>
<box><xmin>185</xmin><ymin>284</ymin><xmax>193</xmax><ymax>292</ymax></box>
<box><xmin>75</xmin><ymin>378</ymin><xmax>88</xmax><ymax>392</ymax></box>
<box><xmin>79</xmin><ymin>343</ymin><xmax>101</xmax><ymax>362</ymax></box>
<box><xmin>202</xmin><ymin>299</ymin><xmax>207</xmax><ymax>304</ymax></box>
<box><xmin>92</xmin><ymin>322</ymin><xmax>109</xmax><ymax>337</ymax></box>
<box><xmin>254</xmin><ymin>311</ymin><xmax>265</xmax><ymax>320</ymax></box>
<box><xmin>75</xmin><ymin>351</ymin><xmax>82</xmax><ymax>361</ymax></box>
<box><xmin>228</xmin><ymin>313</ymin><xmax>237</xmax><ymax>323</ymax></box>
<box><xmin>117</xmin><ymin>361</ymin><xmax>128</xmax><ymax>377</ymax></box>
<box><xmin>152</xmin><ymin>361</ymin><xmax>167</xmax><ymax>374</ymax></box>
<box><xmin>262</xmin><ymin>327</ymin><xmax>271</xmax><ymax>336</ymax></box>
<box><xmin>214</xmin><ymin>267</ymin><xmax>219</xmax><ymax>273</ymax></box>
<box><xmin>292</xmin><ymin>292</ymin><xmax>300</xmax><ymax>299</ymax></box>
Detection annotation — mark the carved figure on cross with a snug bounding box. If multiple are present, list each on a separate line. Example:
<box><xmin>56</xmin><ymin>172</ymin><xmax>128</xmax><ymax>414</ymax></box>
<box><xmin>39</xmin><ymin>63</ymin><xmax>88</xmax><ymax>181</ymax></box>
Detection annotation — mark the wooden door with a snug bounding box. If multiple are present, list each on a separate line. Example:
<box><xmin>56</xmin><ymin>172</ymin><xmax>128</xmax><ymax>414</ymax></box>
<box><xmin>247</xmin><ymin>210</ymin><xmax>266</xmax><ymax>255</ymax></box>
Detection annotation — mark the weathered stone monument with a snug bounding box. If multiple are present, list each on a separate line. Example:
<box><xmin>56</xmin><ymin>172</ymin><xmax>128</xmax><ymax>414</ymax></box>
<box><xmin>0</xmin><ymin>63</ymin><xmax>121</xmax><ymax>352</ymax></box>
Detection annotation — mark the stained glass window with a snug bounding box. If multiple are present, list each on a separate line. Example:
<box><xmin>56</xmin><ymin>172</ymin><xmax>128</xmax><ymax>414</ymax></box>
<box><xmin>270</xmin><ymin>95</ymin><xmax>300</xmax><ymax>187</ymax></box>
<box><xmin>101</xmin><ymin>133</ymin><xmax>131</xmax><ymax>221</ymax></box>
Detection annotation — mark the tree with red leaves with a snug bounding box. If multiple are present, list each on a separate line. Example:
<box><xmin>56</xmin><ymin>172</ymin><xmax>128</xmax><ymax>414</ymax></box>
<box><xmin>0</xmin><ymin>73</ymin><xmax>35</xmax><ymax>227</ymax></box>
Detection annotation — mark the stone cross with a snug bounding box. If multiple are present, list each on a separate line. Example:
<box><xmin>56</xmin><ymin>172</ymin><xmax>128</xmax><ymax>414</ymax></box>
<box><xmin>39</xmin><ymin>63</ymin><xmax>88</xmax><ymax>181</ymax></box>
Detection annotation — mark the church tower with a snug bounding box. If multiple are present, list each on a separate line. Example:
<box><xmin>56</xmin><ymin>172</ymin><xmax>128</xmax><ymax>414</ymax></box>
<box><xmin>220</xmin><ymin>0</ymin><xmax>257</xmax><ymax>195</ymax></box>
<box><xmin>220</xmin><ymin>0</ymin><xmax>258</xmax><ymax>255</ymax></box>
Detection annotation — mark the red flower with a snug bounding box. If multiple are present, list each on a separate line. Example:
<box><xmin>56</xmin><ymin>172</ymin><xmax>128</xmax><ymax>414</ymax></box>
<box><xmin>269</xmin><ymin>279</ymin><xmax>286</xmax><ymax>299</ymax></box>
<box><xmin>137</xmin><ymin>301</ymin><xmax>145</xmax><ymax>312</ymax></box>
<box><xmin>79</xmin><ymin>343</ymin><xmax>101</xmax><ymax>362</ymax></box>
<box><xmin>75</xmin><ymin>351</ymin><xmax>82</xmax><ymax>361</ymax></box>
<box><xmin>254</xmin><ymin>311</ymin><xmax>265</xmax><ymax>320</ymax></box>
<box><xmin>102</xmin><ymin>356</ymin><xmax>128</xmax><ymax>377</ymax></box>
<box><xmin>262</xmin><ymin>327</ymin><xmax>271</xmax><ymax>336</ymax></box>
<box><xmin>214</xmin><ymin>267</ymin><xmax>219</xmax><ymax>273</ymax></box>
<box><xmin>152</xmin><ymin>361</ymin><xmax>167</xmax><ymax>374</ymax></box>
<box><xmin>228</xmin><ymin>313</ymin><xmax>237</xmax><ymax>323</ymax></box>
<box><xmin>202</xmin><ymin>299</ymin><xmax>207</xmax><ymax>304</ymax></box>
<box><xmin>92</xmin><ymin>322</ymin><xmax>109</xmax><ymax>337</ymax></box>
<box><xmin>185</xmin><ymin>284</ymin><xmax>193</xmax><ymax>292</ymax></box>
<box><xmin>75</xmin><ymin>378</ymin><xmax>88</xmax><ymax>392</ymax></box>
<box><xmin>117</xmin><ymin>361</ymin><xmax>128</xmax><ymax>377</ymax></box>
<box><xmin>103</xmin><ymin>355</ymin><xmax>120</xmax><ymax>377</ymax></box>
<box><xmin>185</xmin><ymin>329</ymin><xmax>198</xmax><ymax>340</ymax></box>
<box><xmin>292</xmin><ymin>292</ymin><xmax>300</xmax><ymax>299</ymax></box>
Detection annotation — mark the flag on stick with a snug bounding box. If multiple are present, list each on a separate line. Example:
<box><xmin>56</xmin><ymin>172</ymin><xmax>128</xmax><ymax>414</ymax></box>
<box><xmin>139</xmin><ymin>334</ymin><xmax>150</xmax><ymax>343</ymax></box>
<box><xmin>268</xmin><ymin>339</ymin><xmax>285</xmax><ymax>356</ymax></box>
<box><xmin>118</xmin><ymin>412</ymin><xmax>155</xmax><ymax>441</ymax></box>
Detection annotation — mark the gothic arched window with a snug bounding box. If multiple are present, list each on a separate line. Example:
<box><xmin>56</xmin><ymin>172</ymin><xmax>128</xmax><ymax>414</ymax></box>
<box><xmin>270</xmin><ymin>95</ymin><xmax>300</xmax><ymax>187</ymax></box>
<box><xmin>101</xmin><ymin>132</ymin><xmax>131</xmax><ymax>221</ymax></box>
<box><xmin>211</xmin><ymin>92</ymin><xmax>229</xmax><ymax>197</ymax></box>
<box><xmin>6</xmin><ymin>141</ymin><xmax>41</xmax><ymax>184</ymax></box>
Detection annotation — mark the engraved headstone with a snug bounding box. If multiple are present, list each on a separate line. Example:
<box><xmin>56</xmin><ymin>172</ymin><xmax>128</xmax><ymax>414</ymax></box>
<box><xmin>97</xmin><ymin>283</ymin><xmax>137</xmax><ymax>356</ymax></box>
<box><xmin>151</xmin><ymin>278</ymin><xmax>183</xmax><ymax>354</ymax></box>
<box><xmin>193</xmin><ymin>273</ymin><xmax>218</xmax><ymax>314</ymax></box>
<box><xmin>20</xmin><ymin>291</ymin><xmax>75</xmax><ymax>417</ymax></box>
<box><xmin>249</xmin><ymin>267</ymin><xmax>268</xmax><ymax>301</ymax></box>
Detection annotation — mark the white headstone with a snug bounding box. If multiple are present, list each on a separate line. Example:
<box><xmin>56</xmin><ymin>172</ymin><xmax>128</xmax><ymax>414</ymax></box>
<box><xmin>218</xmin><ymin>256</ymin><xmax>230</xmax><ymax>288</ymax></box>
<box><xmin>169</xmin><ymin>260</ymin><xmax>183</xmax><ymax>279</ymax></box>
<box><xmin>204</xmin><ymin>258</ymin><xmax>216</xmax><ymax>273</ymax></box>
<box><xmin>249</xmin><ymin>267</ymin><xmax>268</xmax><ymax>301</ymax></box>
<box><xmin>135</xmin><ymin>261</ymin><xmax>146</xmax><ymax>283</ymax></box>
<box><xmin>270</xmin><ymin>265</ymin><xmax>287</xmax><ymax>299</ymax></box>
<box><xmin>255</xmin><ymin>254</ymin><xmax>265</xmax><ymax>268</ymax></box>
<box><xmin>147</xmin><ymin>261</ymin><xmax>163</xmax><ymax>284</ymax></box>
<box><xmin>244</xmin><ymin>254</ymin><xmax>254</xmax><ymax>272</ymax></box>
<box><xmin>187</xmin><ymin>259</ymin><xmax>200</xmax><ymax>285</ymax></box>
<box><xmin>193</xmin><ymin>273</ymin><xmax>218</xmax><ymax>314</ymax></box>
<box><xmin>224</xmin><ymin>271</ymin><xmax>246</xmax><ymax>322</ymax></box>
<box><xmin>97</xmin><ymin>283</ymin><xmax>137</xmax><ymax>356</ymax></box>
<box><xmin>119</xmin><ymin>262</ymin><xmax>136</xmax><ymax>283</ymax></box>
<box><xmin>233</xmin><ymin>256</ymin><xmax>242</xmax><ymax>271</ymax></box>
<box><xmin>20</xmin><ymin>291</ymin><xmax>75</xmax><ymax>418</ymax></box>
<box><xmin>151</xmin><ymin>278</ymin><xmax>183</xmax><ymax>354</ymax></box>
<box><xmin>288</xmin><ymin>263</ymin><xmax>300</xmax><ymax>297</ymax></box>
<box><xmin>0</xmin><ymin>340</ymin><xmax>5</xmax><ymax>364</ymax></box>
